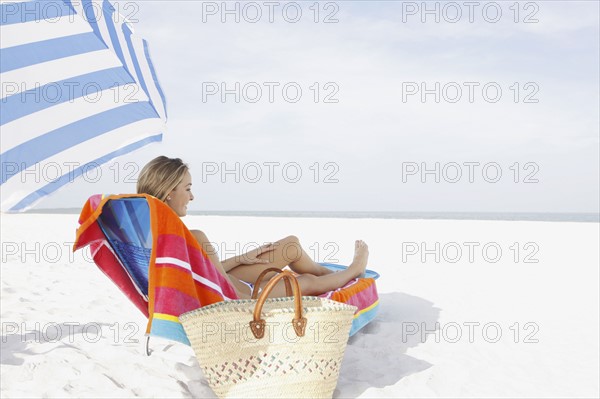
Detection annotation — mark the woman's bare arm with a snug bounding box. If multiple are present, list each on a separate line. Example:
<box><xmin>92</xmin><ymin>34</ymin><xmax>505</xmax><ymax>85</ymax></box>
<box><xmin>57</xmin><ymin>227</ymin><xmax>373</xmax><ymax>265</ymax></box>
<box><xmin>221</xmin><ymin>257</ymin><xmax>241</xmax><ymax>272</ymax></box>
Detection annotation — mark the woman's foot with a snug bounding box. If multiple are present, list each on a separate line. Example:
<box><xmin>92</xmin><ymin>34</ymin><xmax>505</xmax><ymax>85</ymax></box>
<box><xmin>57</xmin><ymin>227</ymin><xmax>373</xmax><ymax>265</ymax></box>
<box><xmin>348</xmin><ymin>240</ymin><xmax>369</xmax><ymax>278</ymax></box>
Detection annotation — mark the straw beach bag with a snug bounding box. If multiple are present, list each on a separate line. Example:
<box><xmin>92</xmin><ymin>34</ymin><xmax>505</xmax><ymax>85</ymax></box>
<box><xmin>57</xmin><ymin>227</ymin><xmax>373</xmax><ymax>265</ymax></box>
<box><xmin>179</xmin><ymin>271</ymin><xmax>357</xmax><ymax>399</ymax></box>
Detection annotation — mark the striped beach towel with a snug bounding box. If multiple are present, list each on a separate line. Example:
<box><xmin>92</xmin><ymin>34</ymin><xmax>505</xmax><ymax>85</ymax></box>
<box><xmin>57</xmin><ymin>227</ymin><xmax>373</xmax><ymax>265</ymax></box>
<box><xmin>1</xmin><ymin>0</ymin><xmax>166</xmax><ymax>212</ymax></box>
<box><xmin>318</xmin><ymin>274</ymin><xmax>379</xmax><ymax>336</ymax></box>
<box><xmin>283</xmin><ymin>266</ymin><xmax>379</xmax><ymax>336</ymax></box>
<box><xmin>74</xmin><ymin>194</ymin><xmax>239</xmax><ymax>345</ymax></box>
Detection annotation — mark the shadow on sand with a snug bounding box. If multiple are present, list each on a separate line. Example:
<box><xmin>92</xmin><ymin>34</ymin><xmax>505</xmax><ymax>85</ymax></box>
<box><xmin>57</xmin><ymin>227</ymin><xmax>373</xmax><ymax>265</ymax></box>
<box><xmin>334</xmin><ymin>292</ymin><xmax>441</xmax><ymax>398</ymax></box>
<box><xmin>177</xmin><ymin>291</ymin><xmax>441</xmax><ymax>398</ymax></box>
<box><xmin>0</xmin><ymin>322</ymin><xmax>123</xmax><ymax>366</ymax></box>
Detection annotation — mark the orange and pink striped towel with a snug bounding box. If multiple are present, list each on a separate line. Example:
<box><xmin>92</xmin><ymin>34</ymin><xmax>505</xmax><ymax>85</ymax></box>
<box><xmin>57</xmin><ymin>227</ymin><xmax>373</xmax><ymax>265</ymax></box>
<box><xmin>74</xmin><ymin>194</ymin><xmax>238</xmax><ymax>345</ymax></box>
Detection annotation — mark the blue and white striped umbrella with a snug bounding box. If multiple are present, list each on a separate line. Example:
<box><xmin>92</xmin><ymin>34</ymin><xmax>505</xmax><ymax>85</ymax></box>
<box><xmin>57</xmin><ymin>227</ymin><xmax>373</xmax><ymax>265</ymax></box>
<box><xmin>0</xmin><ymin>0</ymin><xmax>167</xmax><ymax>212</ymax></box>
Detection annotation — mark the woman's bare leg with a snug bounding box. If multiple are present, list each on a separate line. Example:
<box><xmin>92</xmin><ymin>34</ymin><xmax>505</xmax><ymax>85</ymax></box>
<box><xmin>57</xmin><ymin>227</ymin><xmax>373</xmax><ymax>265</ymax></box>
<box><xmin>192</xmin><ymin>230</ymin><xmax>369</xmax><ymax>299</ymax></box>
<box><xmin>228</xmin><ymin>235</ymin><xmax>333</xmax><ymax>283</ymax></box>
<box><xmin>267</xmin><ymin>240</ymin><xmax>369</xmax><ymax>297</ymax></box>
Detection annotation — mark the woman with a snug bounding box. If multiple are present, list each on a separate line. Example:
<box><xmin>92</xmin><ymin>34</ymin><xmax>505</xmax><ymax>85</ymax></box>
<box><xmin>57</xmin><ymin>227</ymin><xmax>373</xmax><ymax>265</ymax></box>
<box><xmin>137</xmin><ymin>156</ymin><xmax>369</xmax><ymax>299</ymax></box>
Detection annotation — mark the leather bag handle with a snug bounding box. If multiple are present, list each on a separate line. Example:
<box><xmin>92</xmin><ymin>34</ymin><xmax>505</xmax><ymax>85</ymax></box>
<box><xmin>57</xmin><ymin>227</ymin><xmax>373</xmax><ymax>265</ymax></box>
<box><xmin>249</xmin><ymin>271</ymin><xmax>307</xmax><ymax>339</ymax></box>
<box><xmin>251</xmin><ymin>268</ymin><xmax>292</xmax><ymax>299</ymax></box>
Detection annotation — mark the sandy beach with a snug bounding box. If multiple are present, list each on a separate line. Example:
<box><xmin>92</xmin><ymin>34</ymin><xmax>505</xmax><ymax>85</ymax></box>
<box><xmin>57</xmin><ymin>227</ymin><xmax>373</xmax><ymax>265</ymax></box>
<box><xmin>1</xmin><ymin>213</ymin><xmax>598</xmax><ymax>398</ymax></box>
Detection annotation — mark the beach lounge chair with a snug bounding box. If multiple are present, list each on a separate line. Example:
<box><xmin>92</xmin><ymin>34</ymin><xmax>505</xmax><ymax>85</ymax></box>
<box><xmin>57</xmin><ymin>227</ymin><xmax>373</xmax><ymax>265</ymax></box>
<box><xmin>73</xmin><ymin>194</ymin><xmax>380</xmax><ymax>352</ymax></box>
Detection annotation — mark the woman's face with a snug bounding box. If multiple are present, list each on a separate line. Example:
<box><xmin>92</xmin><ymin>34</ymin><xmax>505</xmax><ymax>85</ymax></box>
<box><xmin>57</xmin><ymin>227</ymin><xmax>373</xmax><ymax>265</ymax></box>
<box><xmin>167</xmin><ymin>170</ymin><xmax>194</xmax><ymax>216</ymax></box>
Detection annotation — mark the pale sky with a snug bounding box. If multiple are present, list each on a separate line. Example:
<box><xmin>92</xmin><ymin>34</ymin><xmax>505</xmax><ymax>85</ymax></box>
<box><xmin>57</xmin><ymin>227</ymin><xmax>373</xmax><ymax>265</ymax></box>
<box><xmin>41</xmin><ymin>1</ymin><xmax>599</xmax><ymax>213</ymax></box>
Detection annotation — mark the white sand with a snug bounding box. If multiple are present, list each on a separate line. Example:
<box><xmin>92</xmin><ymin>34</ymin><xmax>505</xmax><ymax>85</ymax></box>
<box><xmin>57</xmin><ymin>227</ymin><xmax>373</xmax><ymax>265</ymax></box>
<box><xmin>1</xmin><ymin>213</ymin><xmax>598</xmax><ymax>398</ymax></box>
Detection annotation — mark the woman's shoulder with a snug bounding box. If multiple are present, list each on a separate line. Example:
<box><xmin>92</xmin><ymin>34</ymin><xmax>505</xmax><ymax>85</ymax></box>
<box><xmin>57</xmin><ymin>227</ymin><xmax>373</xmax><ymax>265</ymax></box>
<box><xmin>189</xmin><ymin>229</ymin><xmax>208</xmax><ymax>241</ymax></box>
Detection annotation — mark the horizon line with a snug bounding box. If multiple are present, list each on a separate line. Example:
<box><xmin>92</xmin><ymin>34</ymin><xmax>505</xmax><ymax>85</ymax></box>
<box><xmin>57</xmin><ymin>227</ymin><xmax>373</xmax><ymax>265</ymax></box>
<box><xmin>10</xmin><ymin>208</ymin><xmax>600</xmax><ymax>222</ymax></box>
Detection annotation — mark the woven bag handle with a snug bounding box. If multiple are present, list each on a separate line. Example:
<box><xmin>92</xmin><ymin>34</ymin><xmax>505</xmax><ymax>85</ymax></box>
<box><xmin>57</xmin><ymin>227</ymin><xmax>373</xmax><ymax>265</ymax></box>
<box><xmin>251</xmin><ymin>268</ymin><xmax>292</xmax><ymax>299</ymax></box>
<box><xmin>249</xmin><ymin>271</ymin><xmax>307</xmax><ymax>339</ymax></box>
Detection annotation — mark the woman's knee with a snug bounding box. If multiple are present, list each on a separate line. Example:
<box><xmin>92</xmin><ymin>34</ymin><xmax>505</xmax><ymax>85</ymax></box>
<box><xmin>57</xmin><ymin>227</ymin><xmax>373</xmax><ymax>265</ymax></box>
<box><xmin>277</xmin><ymin>235</ymin><xmax>302</xmax><ymax>262</ymax></box>
<box><xmin>282</xmin><ymin>235</ymin><xmax>300</xmax><ymax>245</ymax></box>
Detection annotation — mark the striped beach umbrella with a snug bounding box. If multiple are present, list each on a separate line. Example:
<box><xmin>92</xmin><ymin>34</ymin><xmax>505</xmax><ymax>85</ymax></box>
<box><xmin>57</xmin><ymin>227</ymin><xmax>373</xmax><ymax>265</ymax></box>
<box><xmin>0</xmin><ymin>0</ymin><xmax>167</xmax><ymax>212</ymax></box>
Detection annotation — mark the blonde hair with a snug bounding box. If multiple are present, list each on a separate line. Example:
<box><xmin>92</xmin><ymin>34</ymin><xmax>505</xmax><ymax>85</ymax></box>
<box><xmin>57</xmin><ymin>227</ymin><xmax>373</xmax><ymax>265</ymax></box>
<box><xmin>136</xmin><ymin>156</ymin><xmax>189</xmax><ymax>201</ymax></box>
